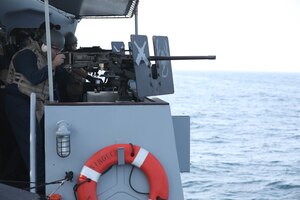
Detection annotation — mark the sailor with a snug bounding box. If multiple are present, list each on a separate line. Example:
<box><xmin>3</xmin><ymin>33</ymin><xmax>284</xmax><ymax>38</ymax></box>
<box><xmin>4</xmin><ymin>29</ymin><xmax>65</xmax><ymax>193</ymax></box>
<box><xmin>55</xmin><ymin>32</ymin><xmax>98</xmax><ymax>102</ymax></box>
<box><xmin>0</xmin><ymin>30</ymin><xmax>31</xmax><ymax>188</ymax></box>
<box><xmin>0</xmin><ymin>39</ymin><xmax>4</xmax><ymax>83</ymax></box>
<box><xmin>0</xmin><ymin>29</ymin><xmax>8</xmax><ymax>84</ymax></box>
<box><xmin>0</xmin><ymin>30</ymin><xmax>15</xmax><ymax>182</ymax></box>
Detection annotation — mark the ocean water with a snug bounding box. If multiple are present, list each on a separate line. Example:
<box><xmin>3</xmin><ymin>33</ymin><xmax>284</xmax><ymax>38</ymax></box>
<box><xmin>161</xmin><ymin>71</ymin><xmax>300</xmax><ymax>200</ymax></box>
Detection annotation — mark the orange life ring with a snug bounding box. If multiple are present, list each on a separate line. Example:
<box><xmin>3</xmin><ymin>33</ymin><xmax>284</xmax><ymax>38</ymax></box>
<box><xmin>77</xmin><ymin>143</ymin><xmax>169</xmax><ymax>200</ymax></box>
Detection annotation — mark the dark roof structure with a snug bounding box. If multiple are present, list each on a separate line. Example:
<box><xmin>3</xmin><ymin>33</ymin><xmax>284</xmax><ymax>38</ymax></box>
<box><xmin>47</xmin><ymin>0</ymin><xmax>139</xmax><ymax>18</ymax></box>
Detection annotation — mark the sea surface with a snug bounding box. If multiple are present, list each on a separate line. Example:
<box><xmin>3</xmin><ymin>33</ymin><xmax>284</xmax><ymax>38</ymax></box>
<box><xmin>160</xmin><ymin>71</ymin><xmax>300</xmax><ymax>200</ymax></box>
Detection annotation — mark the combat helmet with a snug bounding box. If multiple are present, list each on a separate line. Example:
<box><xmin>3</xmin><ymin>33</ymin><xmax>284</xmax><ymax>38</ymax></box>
<box><xmin>64</xmin><ymin>32</ymin><xmax>77</xmax><ymax>46</ymax></box>
<box><xmin>41</xmin><ymin>29</ymin><xmax>65</xmax><ymax>51</ymax></box>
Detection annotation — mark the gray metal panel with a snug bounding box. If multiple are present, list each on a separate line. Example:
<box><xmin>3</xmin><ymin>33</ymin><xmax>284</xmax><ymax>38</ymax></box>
<box><xmin>44</xmin><ymin>102</ymin><xmax>184</xmax><ymax>199</ymax></box>
<box><xmin>172</xmin><ymin>116</ymin><xmax>190</xmax><ymax>172</ymax></box>
<box><xmin>111</xmin><ymin>41</ymin><xmax>125</xmax><ymax>53</ymax></box>
<box><xmin>131</xmin><ymin>35</ymin><xmax>175</xmax><ymax>98</ymax></box>
<box><xmin>131</xmin><ymin>35</ymin><xmax>152</xmax><ymax>98</ymax></box>
<box><xmin>0</xmin><ymin>183</ymin><xmax>40</xmax><ymax>200</ymax></box>
<box><xmin>152</xmin><ymin>36</ymin><xmax>174</xmax><ymax>95</ymax></box>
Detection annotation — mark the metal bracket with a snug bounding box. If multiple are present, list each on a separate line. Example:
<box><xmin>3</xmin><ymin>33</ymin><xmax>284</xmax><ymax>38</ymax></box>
<box><xmin>117</xmin><ymin>147</ymin><xmax>125</xmax><ymax>165</ymax></box>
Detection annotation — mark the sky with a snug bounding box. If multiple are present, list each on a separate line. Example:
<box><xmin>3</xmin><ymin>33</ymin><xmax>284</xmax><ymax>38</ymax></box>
<box><xmin>76</xmin><ymin>0</ymin><xmax>300</xmax><ymax>72</ymax></box>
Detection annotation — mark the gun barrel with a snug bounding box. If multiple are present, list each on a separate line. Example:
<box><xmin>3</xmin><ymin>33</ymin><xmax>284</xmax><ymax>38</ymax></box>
<box><xmin>149</xmin><ymin>55</ymin><xmax>216</xmax><ymax>61</ymax></box>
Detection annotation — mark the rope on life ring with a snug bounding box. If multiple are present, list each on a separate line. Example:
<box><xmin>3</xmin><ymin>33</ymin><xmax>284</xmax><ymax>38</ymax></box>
<box><xmin>76</xmin><ymin>143</ymin><xmax>169</xmax><ymax>200</ymax></box>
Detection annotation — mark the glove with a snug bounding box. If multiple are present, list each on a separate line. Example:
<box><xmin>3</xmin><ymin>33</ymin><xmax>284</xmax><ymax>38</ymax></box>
<box><xmin>86</xmin><ymin>75</ymin><xmax>103</xmax><ymax>85</ymax></box>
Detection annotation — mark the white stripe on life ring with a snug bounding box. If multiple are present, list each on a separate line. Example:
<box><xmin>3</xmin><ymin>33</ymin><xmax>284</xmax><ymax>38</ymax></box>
<box><xmin>81</xmin><ymin>165</ymin><xmax>101</xmax><ymax>182</ymax></box>
<box><xmin>132</xmin><ymin>148</ymin><xmax>149</xmax><ymax>168</ymax></box>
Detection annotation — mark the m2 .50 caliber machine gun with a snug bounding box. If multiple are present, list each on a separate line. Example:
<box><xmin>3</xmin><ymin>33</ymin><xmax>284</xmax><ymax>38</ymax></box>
<box><xmin>63</xmin><ymin>35</ymin><xmax>216</xmax><ymax>102</ymax></box>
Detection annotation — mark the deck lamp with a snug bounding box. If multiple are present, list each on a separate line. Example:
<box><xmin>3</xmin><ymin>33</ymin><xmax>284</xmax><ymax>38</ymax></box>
<box><xmin>56</xmin><ymin>120</ymin><xmax>71</xmax><ymax>158</ymax></box>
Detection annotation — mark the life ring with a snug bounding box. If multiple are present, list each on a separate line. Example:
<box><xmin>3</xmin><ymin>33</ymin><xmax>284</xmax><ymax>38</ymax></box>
<box><xmin>77</xmin><ymin>143</ymin><xmax>169</xmax><ymax>200</ymax></box>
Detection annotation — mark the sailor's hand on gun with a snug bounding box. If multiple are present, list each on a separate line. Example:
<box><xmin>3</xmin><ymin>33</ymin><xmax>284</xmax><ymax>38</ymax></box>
<box><xmin>86</xmin><ymin>75</ymin><xmax>102</xmax><ymax>84</ymax></box>
<box><xmin>52</xmin><ymin>53</ymin><xmax>66</xmax><ymax>69</ymax></box>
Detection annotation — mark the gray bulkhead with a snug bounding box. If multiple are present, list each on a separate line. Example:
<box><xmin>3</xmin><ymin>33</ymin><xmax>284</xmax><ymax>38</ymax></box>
<box><xmin>44</xmin><ymin>98</ymin><xmax>189</xmax><ymax>199</ymax></box>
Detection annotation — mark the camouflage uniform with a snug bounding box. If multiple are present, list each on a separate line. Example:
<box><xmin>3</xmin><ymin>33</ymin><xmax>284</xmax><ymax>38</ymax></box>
<box><xmin>6</xmin><ymin>41</ymin><xmax>48</xmax><ymax>121</ymax></box>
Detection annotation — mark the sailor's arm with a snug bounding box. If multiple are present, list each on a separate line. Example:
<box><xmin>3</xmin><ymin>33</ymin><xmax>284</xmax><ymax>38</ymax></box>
<box><xmin>13</xmin><ymin>50</ymin><xmax>65</xmax><ymax>85</ymax></box>
<box><xmin>13</xmin><ymin>49</ymin><xmax>48</xmax><ymax>85</ymax></box>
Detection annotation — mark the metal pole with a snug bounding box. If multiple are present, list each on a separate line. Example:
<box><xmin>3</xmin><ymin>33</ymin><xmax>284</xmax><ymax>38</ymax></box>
<box><xmin>44</xmin><ymin>0</ymin><xmax>54</xmax><ymax>101</ymax></box>
<box><xmin>134</xmin><ymin>6</ymin><xmax>138</xmax><ymax>35</ymax></box>
<box><xmin>30</xmin><ymin>93</ymin><xmax>36</xmax><ymax>193</ymax></box>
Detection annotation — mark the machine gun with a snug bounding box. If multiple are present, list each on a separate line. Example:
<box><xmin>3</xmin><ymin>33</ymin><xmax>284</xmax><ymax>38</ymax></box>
<box><xmin>63</xmin><ymin>35</ymin><xmax>216</xmax><ymax>101</ymax></box>
<box><xmin>64</xmin><ymin>46</ymin><xmax>137</xmax><ymax>100</ymax></box>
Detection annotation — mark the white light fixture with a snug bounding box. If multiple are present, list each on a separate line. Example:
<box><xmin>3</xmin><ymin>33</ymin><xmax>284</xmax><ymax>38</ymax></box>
<box><xmin>56</xmin><ymin>120</ymin><xmax>71</xmax><ymax>158</ymax></box>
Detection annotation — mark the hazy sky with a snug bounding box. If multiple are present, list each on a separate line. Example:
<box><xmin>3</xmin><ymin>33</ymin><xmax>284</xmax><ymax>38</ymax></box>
<box><xmin>76</xmin><ymin>0</ymin><xmax>300</xmax><ymax>72</ymax></box>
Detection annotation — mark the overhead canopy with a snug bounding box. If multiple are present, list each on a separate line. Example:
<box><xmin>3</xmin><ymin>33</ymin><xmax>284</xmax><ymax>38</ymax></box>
<box><xmin>0</xmin><ymin>0</ymin><xmax>139</xmax><ymax>33</ymax></box>
<box><xmin>48</xmin><ymin>0</ymin><xmax>139</xmax><ymax>18</ymax></box>
<box><xmin>0</xmin><ymin>0</ymin><xmax>77</xmax><ymax>33</ymax></box>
